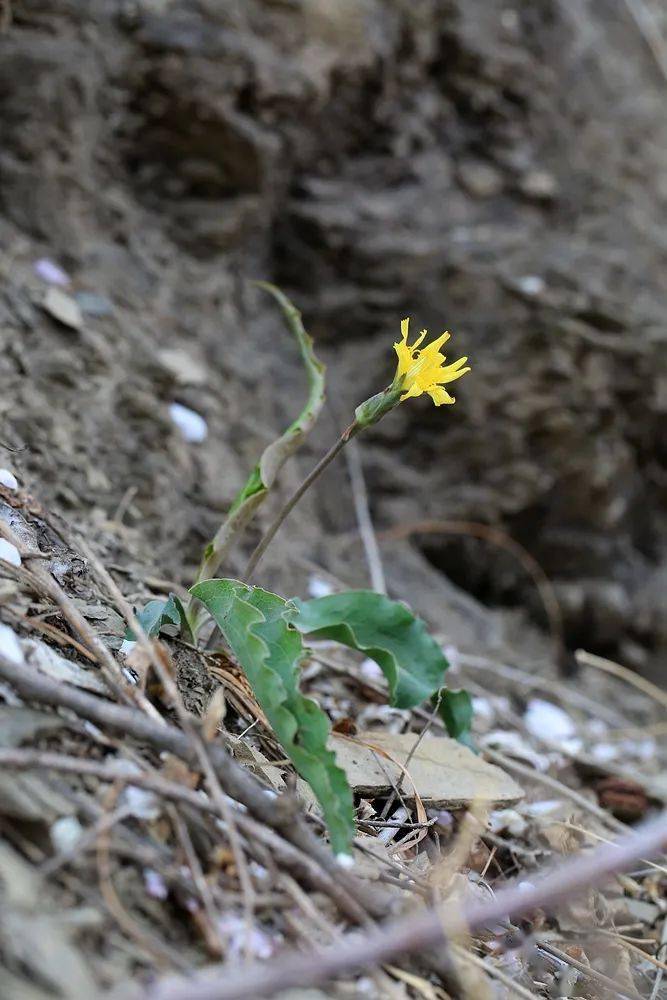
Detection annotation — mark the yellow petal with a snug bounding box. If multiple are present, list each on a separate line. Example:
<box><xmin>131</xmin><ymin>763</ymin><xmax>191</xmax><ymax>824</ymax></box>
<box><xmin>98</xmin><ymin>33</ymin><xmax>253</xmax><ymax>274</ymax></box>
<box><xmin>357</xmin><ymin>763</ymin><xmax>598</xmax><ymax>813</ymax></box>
<box><xmin>400</xmin><ymin>317</ymin><xmax>410</xmax><ymax>340</ymax></box>
<box><xmin>399</xmin><ymin>382</ymin><xmax>424</xmax><ymax>401</ymax></box>
<box><xmin>428</xmin><ymin>386</ymin><xmax>456</xmax><ymax>405</ymax></box>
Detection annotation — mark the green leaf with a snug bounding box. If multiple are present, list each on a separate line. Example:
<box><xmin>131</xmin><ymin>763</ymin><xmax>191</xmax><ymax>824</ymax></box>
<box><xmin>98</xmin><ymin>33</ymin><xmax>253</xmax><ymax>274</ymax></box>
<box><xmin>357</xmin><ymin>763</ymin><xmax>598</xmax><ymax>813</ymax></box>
<box><xmin>125</xmin><ymin>594</ymin><xmax>191</xmax><ymax>642</ymax></box>
<box><xmin>286</xmin><ymin>591</ymin><xmax>450</xmax><ymax>709</ymax></box>
<box><xmin>197</xmin><ymin>285</ymin><xmax>325</xmax><ymax>583</ymax></box>
<box><xmin>436</xmin><ymin>688</ymin><xmax>474</xmax><ymax>741</ymax></box>
<box><xmin>190</xmin><ymin>579</ymin><xmax>355</xmax><ymax>855</ymax></box>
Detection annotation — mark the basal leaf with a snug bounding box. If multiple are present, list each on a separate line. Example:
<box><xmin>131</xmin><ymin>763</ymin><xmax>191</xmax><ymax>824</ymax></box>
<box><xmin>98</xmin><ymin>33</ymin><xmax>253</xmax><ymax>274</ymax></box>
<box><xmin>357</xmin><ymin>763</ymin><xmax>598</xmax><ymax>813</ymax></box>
<box><xmin>126</xmin><ymin>596</ymin><xmax>181</xmax><ymax>640</ymax></box>
<box><xmin>197</xmin><ymin>285</ymin><xmax>325</xmax><ymax>583</ymax></box>
<box><xmin>190</xmin><ymin>579</ymin><xmax>355</xmax><ymax>854</ymax></box>
<box><xmin>287</xmin><ymin>591</ymin><xmax>448</xmax><ymax>709</ymax></box>
<box><xmin>436</xmin><ymin>687</ymin><xmax>474</xmax><ymax>741</ymax></box>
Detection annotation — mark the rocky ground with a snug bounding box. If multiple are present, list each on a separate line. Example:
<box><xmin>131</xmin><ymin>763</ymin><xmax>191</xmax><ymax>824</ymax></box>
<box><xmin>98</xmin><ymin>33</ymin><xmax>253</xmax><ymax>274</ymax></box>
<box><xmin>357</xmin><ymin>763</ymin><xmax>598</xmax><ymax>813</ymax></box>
<box><xmin>0</xmin><ymin>1</ymin><xmax>666</xmax><ymax>997</ymax></box>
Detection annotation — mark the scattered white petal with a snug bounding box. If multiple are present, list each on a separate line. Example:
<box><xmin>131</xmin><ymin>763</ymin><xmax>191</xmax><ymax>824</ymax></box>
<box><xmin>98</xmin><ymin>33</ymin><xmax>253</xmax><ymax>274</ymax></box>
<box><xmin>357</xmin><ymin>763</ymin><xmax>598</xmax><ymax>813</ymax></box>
<box><xmin>0</xmin><ymin>469</ymin><xmax>18</xmax><ymax>490</ymax></box>
<box><xmin>218</xmin><ymin>913</ymin><xmax>276</xmax><ymax>960</ymax></box>
<box><xmin>34</xmin><ymin>257</ymin><xmax>70</xmax><ymax>286</ymax></box>
<box><xmin>524</xmin><ymin>698</ymin><xmax>575</xmax><ymax>742</ymax></box>
<box><xmin>114</xmin><ymin>761</ymin><xmax>161</xmax><ymax>820</ymax></box>
<box><xmin>169</xmin><ymin>402</ymin><xmax>208</xmax><ymax>443</ymax></box>
<box><xmin>443</xmin><ymin>644</ymin><xmax>461</xmax><ymax>671</ymax></box>
<box><xmin>0</xmin><ymin>623</ymin><xmax>25</xmax><ymax>665</ymax></box>
<box><xmin>122</xmin><ymin>666</ymin><xmax>139</xmax><ymax>685</ymax></box>
<box><xmin>118</xmin><ymin>639</ymin><xmax>137</xmax><ymax>658</ymax></box>
<box><xmin>360</xmin><ymin>657</ymin><xmax>383</xmax><ymax>681</ymax></box>
<box><xmin>489</xmin><ymin>808</ymin><xmax>527</xmax><ymax>837</ymax></box>
<box><xmin>481</xmin><ymin>730</ymin><xmax>552</xmax><ymax>771</ymax></box>
<box><xmin>42</xmin><ymin>287</ymin><xmax>83</xmax><ymax>330</ymax></box>
<box><xmin>335</xmin><ymin>852</ymin><xmax>355</xmax><ymax>869</ymax></box>
<box><xmin>144</xmin><ymin>869</ymin><xmax>168</xmax><ymax>900</ymax></box>
<box><xmin>524</xmin><ymin>799</ymin><xmax>563</xmax><ymax>816</ymax></box>
<box><xmin>591</xmin><ymin>742</ymin><xmax>619</xmax><ymax>763</ymax></box>
<box><xmin>471</xmin><ymin>696</ymin><xmax>494</xmax><ymax>722</ymax></box>
<box><xmin>249</xmin><ymin>862</ymin><xmax>269</xmax><ymax>881</ymax></box>
<box><xmin>123</xmin><ymin>785</ymin><xmax>161</xmax><ymax>820</ymax></box>
<box><xmin>559</xmin><ymin>737</ymin><xmax>583</xmax><ymax>755</ymax></box>
<box><xmin>516</xmin><ymin>275</ymin><xmax>545</xmax><ymax>296</ymax></box>
<box><xmin>308</xmin><ymin>575</ymin><xmax>334</xmax><ymax>598</ymax></box>
<box><xmin>0</xmin><ymin>539</ymin><xmax>21</xmax><ymax>567</ymax></box>
<box><xmin>51</xmin><ymin>816</ymin><xmax>84</xmax><ymax>853</ymax></box>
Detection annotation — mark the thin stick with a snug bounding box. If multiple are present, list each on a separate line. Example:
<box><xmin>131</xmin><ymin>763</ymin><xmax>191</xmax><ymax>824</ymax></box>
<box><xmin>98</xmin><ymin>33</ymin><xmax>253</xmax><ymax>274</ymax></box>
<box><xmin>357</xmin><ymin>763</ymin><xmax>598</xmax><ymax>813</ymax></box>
<box><xmin>482</xmin><ymin>746</ymin><xmax>628</xmax><ymax>834</ymax></box>
<box><xmin>344</xmin><ymin>438</ymin><xmax>386</xmax><ymax>593</ymax></box>
<box><xmin>537</xmin><ymin>940</ymin><xmax>639</xmax><ymax>1000</ymax></box>
<box><xmin>0</xmin><ymin>746</ymin><xmax>374</xmax><ymax>924</ymax></box>
<box><xmin>576</xmin><ymin>648</ymin><xmax>667</xmax><ymax>711</ymax></box>
<box><xmin>0</xmin><ymin>520</ymin><xmax>147</xmax><ymax>711</ymax></box>
<box><xmin>622</xmin><ymin>0</ymin><xmax>667</xmax><ymax>84</ymax></box>
<box><xmin>168</xmin><ymin>805</ymin><xmax>224</xmax><ymax>957</ymax></box>
<box><xmin>80</xmin><ymin>542</ymin><xmax>258</xmax><ymax>928</ymax></box>
<box><xmin>0</xmin><ymin>653</ymin><xmax>384</xmax><ymax>923</ymax></box>
<box><xmin>115</xmin><ymin>811</ymin><xmax>667</xmax><ymax>1000</ymax></box>
<box><xmin>243</xmin><ymin>421</ymin><xmax>358</xmax><ymax>581</ymax></box>
<box><xmin>452</xmin><ymin>945</ymin><xmax>539</xmax><ymax>1000</ymax></box>
<box><xmin>649</xmin><ymin>917</ymin><xmax>667</xmax><ymax>1000</ymax></box>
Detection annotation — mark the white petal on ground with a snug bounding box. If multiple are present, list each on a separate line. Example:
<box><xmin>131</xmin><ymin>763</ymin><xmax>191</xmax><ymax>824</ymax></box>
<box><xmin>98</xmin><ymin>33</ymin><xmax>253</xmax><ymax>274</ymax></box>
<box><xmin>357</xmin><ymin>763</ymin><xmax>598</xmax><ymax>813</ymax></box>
<box><xmin>169</xmin><ymin>402</ymin><xmax>208</xmax><ymax>442</ymax></box>
<box><xmin>143</xmin><ymin>869</ymin><xmax>168</xmax><ymax>900</ymax></box>
<box><xmin>34</xmin><ymin>257</ymin><xmax>70</xmax><ymax>286</ymax></box>
<box><xmin>0</xmin><ymin>539</ymin><xmax>21</xmax><ymax>567</ymax></box>
<box><xmin>0</xmin><ymin>469</ymin><xmax>18</xmax><ymax>490</ymax></box>
<box><xmin>360</xmin><ymin>657</ymin><xmax>383</xmax><ymax>681</ymax></box>
<box><xmin>0</xmin><ymin>623</ymin><xmax>25</xmax><ymax>665</ymax></box>
<box><xmin>524</xmin><ymin>698</ymin><xmax>575</xmax><ymax>742</ymax></box>
<box><xmin>308</xmin><ymin>574</ymin><xmax>334</xmax><ymax>598</ymax></box>
<box><xmin>51</xmin><ymin>816</ymin><xmax>84</xmax><ymax>853</ymax></box>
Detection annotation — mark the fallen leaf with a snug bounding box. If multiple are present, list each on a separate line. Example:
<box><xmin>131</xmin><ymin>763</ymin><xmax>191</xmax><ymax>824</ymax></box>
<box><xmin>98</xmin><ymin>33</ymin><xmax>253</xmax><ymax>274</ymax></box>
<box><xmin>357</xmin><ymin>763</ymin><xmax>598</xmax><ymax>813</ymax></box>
<box><xmin>330</xmin><ymin>731</ymin><xmax>524</xmax><ymax>807</ymax></box>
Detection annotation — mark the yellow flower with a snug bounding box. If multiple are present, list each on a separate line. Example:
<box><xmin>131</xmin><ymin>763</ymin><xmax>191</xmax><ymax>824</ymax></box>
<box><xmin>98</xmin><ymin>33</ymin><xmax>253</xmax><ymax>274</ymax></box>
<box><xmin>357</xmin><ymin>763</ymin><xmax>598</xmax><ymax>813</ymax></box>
<box><xmin>394</xmin><ymin>317</ymin><xmax>470</xmax><ymax>406</ymax></box>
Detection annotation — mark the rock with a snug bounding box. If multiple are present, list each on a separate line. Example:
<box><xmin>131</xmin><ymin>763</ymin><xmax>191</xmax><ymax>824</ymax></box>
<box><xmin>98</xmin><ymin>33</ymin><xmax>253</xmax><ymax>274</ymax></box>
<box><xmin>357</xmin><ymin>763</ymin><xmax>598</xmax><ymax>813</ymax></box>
<box><xmin>330</xmin><ymin>731</ymin><xmax>524</xmax><ymax>807</ymax></box>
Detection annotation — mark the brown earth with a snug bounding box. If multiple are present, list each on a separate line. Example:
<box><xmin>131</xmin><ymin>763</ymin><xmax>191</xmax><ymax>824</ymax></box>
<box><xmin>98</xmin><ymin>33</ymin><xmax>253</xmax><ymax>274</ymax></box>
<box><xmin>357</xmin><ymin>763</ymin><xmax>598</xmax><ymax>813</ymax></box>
<box><xmin>1</xmin><ymin>0</ymin><xmax>666</xmax><ymax>672</ymax></box>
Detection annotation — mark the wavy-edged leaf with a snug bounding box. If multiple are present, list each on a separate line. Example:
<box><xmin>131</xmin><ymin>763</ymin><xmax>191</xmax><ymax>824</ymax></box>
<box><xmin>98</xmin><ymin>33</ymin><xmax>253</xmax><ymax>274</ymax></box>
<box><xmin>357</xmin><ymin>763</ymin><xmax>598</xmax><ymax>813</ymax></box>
<box><xmin>197</xmin><ymin>285</ymin><xmax>325</xmax><ymax>582</ymax></box>
<box><xmin>190</xmin><ymin>578</ymin><xmax>355</xmax><ymax>854</ymax></box>
<box><xmin>287</xmin><ymin>591</ymin><xmax>448</xmax><ymax>707</ymax></box>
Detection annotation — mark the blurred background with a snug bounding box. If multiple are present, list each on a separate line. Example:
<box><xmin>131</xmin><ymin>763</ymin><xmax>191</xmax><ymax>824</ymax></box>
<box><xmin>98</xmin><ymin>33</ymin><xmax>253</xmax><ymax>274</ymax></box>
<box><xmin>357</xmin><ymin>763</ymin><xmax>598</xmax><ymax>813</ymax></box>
<box><xmin>1</xmin><ymin>0</ymin><xmax>665</xmax><ymax>680</ymax></box>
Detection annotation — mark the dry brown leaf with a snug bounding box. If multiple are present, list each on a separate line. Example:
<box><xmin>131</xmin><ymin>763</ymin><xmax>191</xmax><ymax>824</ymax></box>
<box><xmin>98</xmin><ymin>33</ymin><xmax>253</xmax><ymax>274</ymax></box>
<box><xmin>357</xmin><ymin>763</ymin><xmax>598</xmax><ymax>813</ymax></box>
<box><xmin>330</xmin><ymin>731</ymin><xmax>524</xmax><ymax>808</ymax></box>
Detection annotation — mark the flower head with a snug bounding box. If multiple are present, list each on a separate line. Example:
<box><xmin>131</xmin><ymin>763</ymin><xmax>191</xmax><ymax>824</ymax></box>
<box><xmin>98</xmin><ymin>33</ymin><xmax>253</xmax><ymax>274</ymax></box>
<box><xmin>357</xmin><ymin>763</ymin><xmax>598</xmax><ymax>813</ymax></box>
<box><xmin>393</xmin><ymin>318</ymin><xmax>470</xmax><ymax>406</ymax></box>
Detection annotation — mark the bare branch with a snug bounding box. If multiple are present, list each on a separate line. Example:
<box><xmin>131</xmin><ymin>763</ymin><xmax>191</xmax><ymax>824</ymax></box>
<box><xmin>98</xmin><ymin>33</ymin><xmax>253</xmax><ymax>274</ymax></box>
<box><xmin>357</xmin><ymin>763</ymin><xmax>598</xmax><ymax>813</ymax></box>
<box><xmin>114</xmin><ymin>811</ymin><xmax>667</xmax><ymax>1000</ymax></box>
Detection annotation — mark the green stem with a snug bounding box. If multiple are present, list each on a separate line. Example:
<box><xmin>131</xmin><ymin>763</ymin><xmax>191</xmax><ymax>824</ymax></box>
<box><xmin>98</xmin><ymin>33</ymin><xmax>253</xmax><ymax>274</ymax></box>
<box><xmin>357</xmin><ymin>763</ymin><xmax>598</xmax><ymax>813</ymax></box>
<box><xmin>243</xmin><ymin>420</ymin><xmax>359</xmax><ymax>582</ymax></box>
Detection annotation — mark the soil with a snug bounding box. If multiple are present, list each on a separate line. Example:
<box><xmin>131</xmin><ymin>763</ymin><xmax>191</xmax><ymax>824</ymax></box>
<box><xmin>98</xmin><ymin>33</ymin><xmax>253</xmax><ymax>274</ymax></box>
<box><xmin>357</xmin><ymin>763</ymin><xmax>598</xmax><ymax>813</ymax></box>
<box><xmin>0</xmin><ymin>2</ymin><xmax>666</xmax><ymax>998</ymax></box>
<box><xmin>1</xmin><ymin>0</ymin><xmax>666</xmax><ymax>671</ymax></box>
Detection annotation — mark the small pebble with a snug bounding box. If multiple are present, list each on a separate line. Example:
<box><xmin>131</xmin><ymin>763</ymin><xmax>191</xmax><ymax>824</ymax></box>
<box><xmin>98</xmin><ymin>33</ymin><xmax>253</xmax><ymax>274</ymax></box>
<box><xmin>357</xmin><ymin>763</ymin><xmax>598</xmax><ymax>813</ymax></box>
<box><xmin>0</xmin><ymin>469</ymin><xmax>18</xmax><ymax>490</ymax></box>
<box><xmin>169</xmin><ymin>402</ymin><xmax>208</xmax><ymax>443</ymax></box>
<box><xmin>0</xmin><ymin>539</ymin><xmax>21</xmax><ymax>567</ymax></box>
<box><xmin>335</xmin><ymin>852</ymin><xmax>355</xmax><ymax>869</ymax></box>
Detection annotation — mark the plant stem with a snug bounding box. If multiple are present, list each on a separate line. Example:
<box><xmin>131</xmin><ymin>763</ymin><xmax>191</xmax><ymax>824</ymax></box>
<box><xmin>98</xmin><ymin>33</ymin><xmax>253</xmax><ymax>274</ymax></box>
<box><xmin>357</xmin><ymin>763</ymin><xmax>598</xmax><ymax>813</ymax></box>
<box><xmin>243</xmin><ymin>420</ymin><xmax>359</xmax><ymax>582</ymax></box>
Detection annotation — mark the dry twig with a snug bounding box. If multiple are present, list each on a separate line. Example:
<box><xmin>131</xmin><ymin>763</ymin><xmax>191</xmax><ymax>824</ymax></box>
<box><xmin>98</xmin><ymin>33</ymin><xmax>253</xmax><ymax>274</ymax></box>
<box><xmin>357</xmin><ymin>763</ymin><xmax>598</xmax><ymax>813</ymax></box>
<box><xmin>114</xmin><ymin>811</ymin><xmax>667</xmax><ymax>1000</ymax></box>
